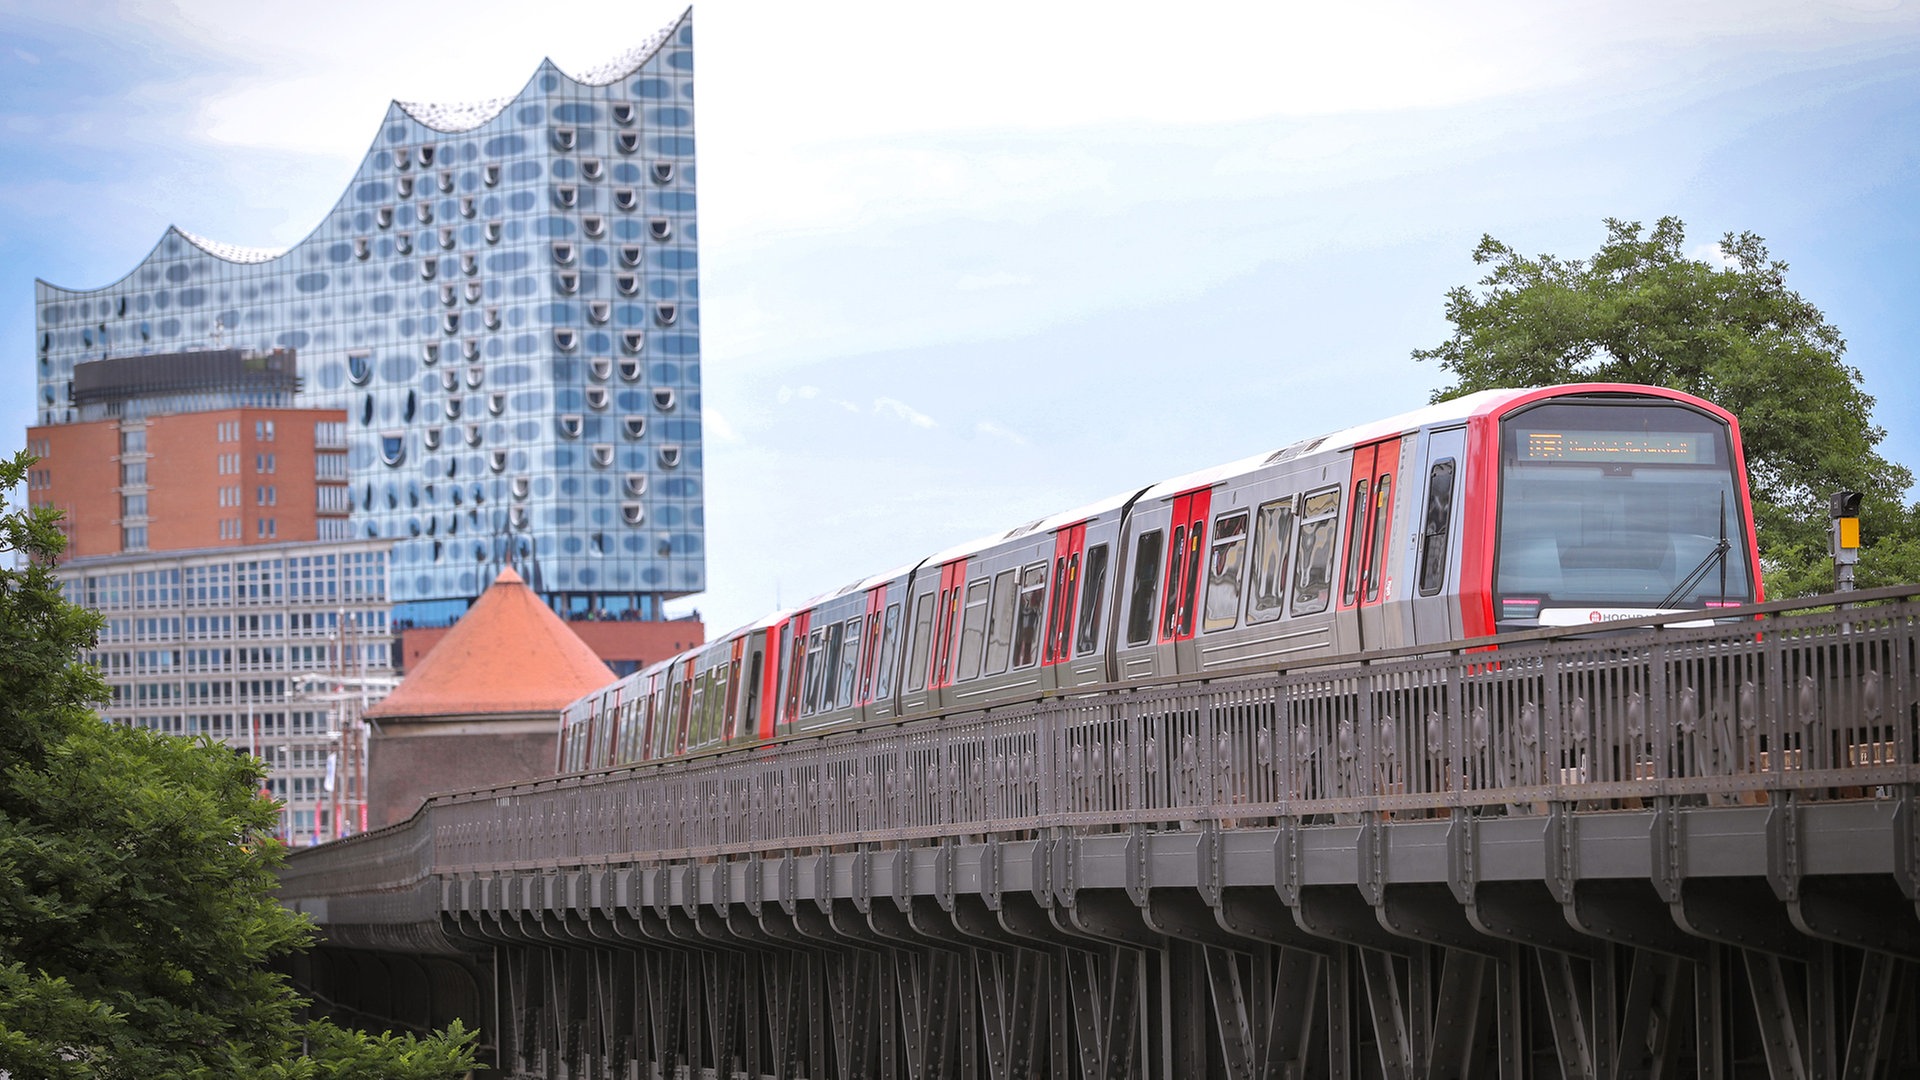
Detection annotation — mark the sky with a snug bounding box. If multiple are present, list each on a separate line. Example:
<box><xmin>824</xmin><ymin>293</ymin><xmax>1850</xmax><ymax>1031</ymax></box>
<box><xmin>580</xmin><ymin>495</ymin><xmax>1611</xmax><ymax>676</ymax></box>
<box><xmin>3</xmin><ymin>0</ymin><xmax>1917</xmax><ymax>633</ymax></box>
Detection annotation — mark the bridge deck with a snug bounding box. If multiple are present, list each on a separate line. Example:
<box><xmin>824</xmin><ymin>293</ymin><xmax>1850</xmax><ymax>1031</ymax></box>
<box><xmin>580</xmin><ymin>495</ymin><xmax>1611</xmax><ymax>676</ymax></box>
<box><xmin>280</xmin><ymin>589</ymin><xmax>1920</xmax><ymax>1078</ymax></box>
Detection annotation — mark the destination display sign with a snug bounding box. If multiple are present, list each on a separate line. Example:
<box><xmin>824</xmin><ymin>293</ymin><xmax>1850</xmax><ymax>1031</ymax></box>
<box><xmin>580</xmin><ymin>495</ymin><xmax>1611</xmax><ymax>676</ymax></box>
<box><xmin>1515</xmin><ymin>429</ymin><xmax>1709</xmax><ymax>464</ymax></box>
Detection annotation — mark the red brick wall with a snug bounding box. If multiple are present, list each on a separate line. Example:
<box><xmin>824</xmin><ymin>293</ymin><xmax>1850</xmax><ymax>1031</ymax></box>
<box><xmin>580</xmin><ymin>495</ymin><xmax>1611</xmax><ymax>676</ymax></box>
<box><xmin>367</xmin><ymin>721</ymin><xmax>558</xmax><ymax>829</ymax></box>
<box><xmin>28</xmin><ymin>407</ymin><xmax>346</xmax><ymax>557</ymax></box>
<box><xmin>31</xmin><ymin>422</ymin><xmax>120</xmax><ymax>557</ymax></box>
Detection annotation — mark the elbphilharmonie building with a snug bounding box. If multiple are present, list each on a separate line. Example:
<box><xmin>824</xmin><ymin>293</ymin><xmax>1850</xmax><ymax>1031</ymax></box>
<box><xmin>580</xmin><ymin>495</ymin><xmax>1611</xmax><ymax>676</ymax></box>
<box><xmin>32</xmin><ymin>10</ymin><xmax>703</xmax><ymax>627</ymax></box>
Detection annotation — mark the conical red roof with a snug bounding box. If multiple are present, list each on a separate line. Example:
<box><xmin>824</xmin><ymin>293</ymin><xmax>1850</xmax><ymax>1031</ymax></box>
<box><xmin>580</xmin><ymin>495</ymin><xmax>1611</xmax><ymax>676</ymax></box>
<box><xmin>368</xmin><ymin>567</ymin><xmax>615</xmax><ymax>720</ymax></box>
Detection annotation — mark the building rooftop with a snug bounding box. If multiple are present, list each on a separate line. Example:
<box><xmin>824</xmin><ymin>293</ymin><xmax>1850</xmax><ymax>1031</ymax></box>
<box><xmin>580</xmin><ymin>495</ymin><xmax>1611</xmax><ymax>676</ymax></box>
<box><xmin>367</xmin><ymin>566</ymin><xmax>614</xmax><ymax>721</ymax></box>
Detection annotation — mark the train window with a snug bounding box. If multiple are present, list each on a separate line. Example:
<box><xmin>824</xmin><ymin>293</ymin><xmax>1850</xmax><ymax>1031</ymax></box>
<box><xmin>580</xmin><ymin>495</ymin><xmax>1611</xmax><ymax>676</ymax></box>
<box><xmin>1246</xmin><ymin>499</ymin><xmax>1296</xmax><ymax>625</ymax></box>
<box><xmin>1364</xmin><ymin>474</ymin><xmax>1392</xmax><ymax>603</ymax></box>
<box><xmin>874</xmin><ymin>603</ymin><xmax>902</xmax><ymax>698</ymax></box>
<box><xmin>705</xmin><ymin>672</ymin><xmax>723</xmax><ymax>744</ymax></box>
<box><xmin>702</xmin><ymin>668</ymin><xmax>721</xmax><ymax>745</ymax></box>
<box><xmin>956</xmin><ymin>579</ymin><xmax>991</xmax><ymax>681</ymax></box>
<box><xmin>1292</xmin><ymin>488</ymin><xmax>1341</xmax><ymax>616</ymax></box>
<box><xmin>1126</xmin><ymin>531</ymin><xmax>1164</xmax><ymax>646</ymax></box>
<box><xmin>982</xmin><ymin>570</ymin><xmax>1018</xmax><ymax>675</ymax></box>
<box><xmin>819</xmin><ymin>622</ymin><xmax>845</xmax><ymax>712</ymax></box>
<box><xmin>802</xmin><ymin>628</ymin><xmax>827</xmax><ymax>715</ymax></box>
<box><xmin>1011</xmin><ymin>562</ymin><xmax>1049</xmax><ymax>668</ymax></box>
<box><xmin>1417</xmin><ymin>459</ymin><xmax>1456</xmax><ymax>596</ymax></box>
<box><xmin>906</xmin><ymin>592</ymin><xmax>935</xmax><ymax>692</ymax></box>
<box><xmin>1074</xmin><ymin>543</ymin><xmax>1111</xmax><ymax>656</ymax></box>
<box><xmin>1203</xmin><ymin>512</ymin><xmax>1250</xmax><ymax>632</ymax></box>
<box><xmin>837</xmin><ymin>617</ymin><xmax>861</xmax><ymax>707</ymax></box>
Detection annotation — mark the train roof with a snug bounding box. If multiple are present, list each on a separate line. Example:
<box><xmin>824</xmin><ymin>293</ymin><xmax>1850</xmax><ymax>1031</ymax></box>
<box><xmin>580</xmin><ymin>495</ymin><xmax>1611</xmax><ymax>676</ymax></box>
<box><xmin>657</xmin><ymin>383</ymin><xmax>1724</xmax><ymax>662</ymax></box>
<box><xmin>918</xmin><ymin>487</ymin><xmax>1142</xmax><ymax>569</ymax></box>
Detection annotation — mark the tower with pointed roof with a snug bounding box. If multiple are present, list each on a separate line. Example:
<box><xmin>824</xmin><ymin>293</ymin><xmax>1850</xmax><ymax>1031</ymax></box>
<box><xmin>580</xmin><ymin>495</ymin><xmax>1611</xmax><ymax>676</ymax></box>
<box><xmin>30</xmin><ymin>9</ymin><xmax>704</xmax><ymax>629</ymax></box>
<box><xmin>365</xmin><ymin>567</ymin><xmax>616</xmax><ymax>827</ymax></box>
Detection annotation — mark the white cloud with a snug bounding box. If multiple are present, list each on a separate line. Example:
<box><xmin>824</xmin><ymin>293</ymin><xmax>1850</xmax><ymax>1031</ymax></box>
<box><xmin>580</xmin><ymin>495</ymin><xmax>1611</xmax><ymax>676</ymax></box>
<box><xmin>974</xmin><ymin>420</ymin><xmax>1029</xmax><ymax>446</ymax></box>
<box><xmin>704</xmin><ymin>408</ymin><xmax>742</xmax><ymax>444</ymax></box>
<box><xmin>775</xmin><ymin>385</ymin><xmax>821</xmax><ymax>404</ymax></box>
<box><xmin>1691</xmin><ymin>242</ymin><xmax>1741</xmax><ymax>269</ymax></box>
<box><xmin>874</xmin><ymin>398</ymin><xmax>937</xmax><ymax>429</ymax></box>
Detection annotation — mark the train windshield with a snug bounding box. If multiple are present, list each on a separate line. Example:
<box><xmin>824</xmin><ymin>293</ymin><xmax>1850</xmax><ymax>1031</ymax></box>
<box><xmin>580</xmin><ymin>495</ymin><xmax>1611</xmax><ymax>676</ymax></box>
<box><xmin>1494</xmin><ymin>400</ymin><xmax>1754</xmax><ymax>621</ymax></box>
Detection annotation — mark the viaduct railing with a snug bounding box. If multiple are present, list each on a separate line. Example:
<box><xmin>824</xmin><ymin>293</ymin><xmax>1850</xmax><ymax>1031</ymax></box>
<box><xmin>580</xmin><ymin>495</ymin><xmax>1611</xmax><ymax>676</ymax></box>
<box><xmin>282</xmin><ymin>586</ymin><xmax>1920</xmax><ymax>915</ymax></box>
<box><xmin>278</xmin><ymin>587</ymin><xmax>1920</xmax><ymax>1079</ymax></box>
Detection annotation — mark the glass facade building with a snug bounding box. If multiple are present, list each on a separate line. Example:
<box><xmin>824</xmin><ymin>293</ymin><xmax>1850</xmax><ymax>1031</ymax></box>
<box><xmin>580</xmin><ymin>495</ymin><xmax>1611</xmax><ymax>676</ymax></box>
<box><xmin>32</xmin><ymin>11</ymin><xmax>703</xmax><ymax>626</ymax></box>
<box><xmin>66</xmin><ymin>538</ymin><xmax>398</xmax><ymax>846</ymax></box>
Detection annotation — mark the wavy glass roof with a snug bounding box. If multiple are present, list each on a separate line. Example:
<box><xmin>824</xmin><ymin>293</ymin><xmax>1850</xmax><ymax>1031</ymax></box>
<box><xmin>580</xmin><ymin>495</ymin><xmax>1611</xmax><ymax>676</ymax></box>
<box><xmin>397</xmin><ymin>20</ymin><xmax>678</xmax><ymax>133</ymax></box>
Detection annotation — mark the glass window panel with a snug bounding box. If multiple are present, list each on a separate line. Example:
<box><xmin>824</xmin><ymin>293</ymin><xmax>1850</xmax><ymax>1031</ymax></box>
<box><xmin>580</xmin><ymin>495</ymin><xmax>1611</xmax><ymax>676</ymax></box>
<box><xmin>1012</xmin><ymin>562</ymin><xmax>1048</xmax><ymax>669</ymax></box>
<box><xmin>1246</xmin><ymin>499</ymin><xmax>1295</xmax><ymax>625</ymax></box>
<box><xmin>1417</xmin><ymin>459</ymin><xmax>1457</xmax><ymax>597</ymax></box>
<box><xmin>1292</xmin><ymin>488</ymin><xmax>1342</xmax><ymax>616</ymax></box>
<box><xmin>905</xmin><ymin>593</ymin><xmax>935</xmax><ymax>692</ymax></box>
<box><xmin>956</xmin><ymin>579</ymin><xmax>991</xmax><ymax>681</ymax></box>
<box><xmin>1126</xmin><ymin>531</ymin><xmax>1164</xmax><ymax>646</ymax></box>
<box><xmin>1202</xmin><ymin>512</ymin><xmax>1249</xmax><ymax>632</ymax></box>
<box><xmin>1074</xmin><ymin>544</ymin><xmax>1110</xmax><ymax>656</ymax></box>
<box><xmin>982</xmin><ymin>570</ymin><xmax>1018</xmax><ymax>676</ymax></box>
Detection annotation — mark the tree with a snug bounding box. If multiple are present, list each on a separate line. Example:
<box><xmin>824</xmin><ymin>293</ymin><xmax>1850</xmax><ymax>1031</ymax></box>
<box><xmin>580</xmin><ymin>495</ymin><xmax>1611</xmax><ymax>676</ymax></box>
<box><xmin>0</xmin><ymin>448</ymin><xmax>478</xmax><ymax>1078</ymax></box>
<box><xmin>1414</xmin><ymin>216</ymin><xmax>1920</xmax><ymax>595</ymax></box>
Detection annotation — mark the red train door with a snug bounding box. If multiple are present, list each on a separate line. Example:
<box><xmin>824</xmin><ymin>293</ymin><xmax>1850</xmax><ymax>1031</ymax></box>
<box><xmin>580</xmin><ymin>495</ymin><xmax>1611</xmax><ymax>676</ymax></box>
<box><xmin>722</xmin><ymin>638</ymin><xmax>745</xmax><ymax>741</ymax></box>
<box><xmin>779</xmin><ymin>610</ymin><xmax>811</xmax><ymax>732</ymax></box>
<box><xmin>1043</xmin><ymin>522</ymin><xmax>1087</xmax><ymax>667</ymax></box>
<box><xmin>1158</xmin><ymin>488</ymin><xmax>1212</xmax><ymax>672</ymax></box>
<box><xmin>928</xmin><ymin>559</ymin><xmax>967</xmax><ymax>692</ymax></box>
<box><xmin>1339</xmin><ymin>438</ymin><xmax>1401</xmax><ymax>651</ymax></box>
<box><xmin>856</xmin><ymin>584</ymin><xmax>887</xmax><ymax>706</ymax></box>
<box><xmin>601</xmin><ymin>686</ymin><xmax>622</xmax><ymax>766</ymax></box>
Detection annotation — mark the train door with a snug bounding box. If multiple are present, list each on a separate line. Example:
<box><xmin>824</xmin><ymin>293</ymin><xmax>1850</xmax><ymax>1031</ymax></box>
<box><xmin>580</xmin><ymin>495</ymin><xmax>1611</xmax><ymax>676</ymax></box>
<box><xmin>1042</xmin><ymin>523</ymin><xmax>1085</xmax><ymax>688</ymax></box>
<box><xmin>601</xmin><ymin>687</ymin><xmax>622</xmax><ymax>766</ymax></box>
<box><xmin>926</xmin><ymin>559</ymin><xmax>967</xmax><ymax>706</ymax></box>
<box><xmin>1158</xmin><ymin>488</ymin><xmax>1212</xmax><ymax>674</ymax></box>
<box><xmin>779</xmin><ymin>611</ymin><xmax>810</xmax><ymax>734</ymax></box>
<box><xmin>897</xmin><ymin>571</ymin><xmax>939</xmax><ymax>715</ymax></box>
<box><xmin>1338</xmin><ymin>438</ymin><xmax>1401</xmax><ymax>652</ymax></box>
<box><xmin>722</xmin><ymin>637</ymin><xmax>746</xmax><ymax>742</ymax></box>
<box><xmin>1409</xmin><ymin>425</ymin><xmax>1466</xmax><ymax>645</ymax></box>
<box><xmin>856</xmin><ymin>585</ymin><xmax>887</xmax><ymax>708</ymax></box>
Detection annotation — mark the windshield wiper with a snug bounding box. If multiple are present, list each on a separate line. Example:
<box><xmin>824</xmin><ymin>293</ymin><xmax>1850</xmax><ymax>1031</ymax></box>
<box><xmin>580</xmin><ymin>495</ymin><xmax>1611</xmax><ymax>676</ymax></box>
<box><xmin>1657</xmin><ymin>493</ymin><xmax>1730</xmax><ymax>610</ymax></box>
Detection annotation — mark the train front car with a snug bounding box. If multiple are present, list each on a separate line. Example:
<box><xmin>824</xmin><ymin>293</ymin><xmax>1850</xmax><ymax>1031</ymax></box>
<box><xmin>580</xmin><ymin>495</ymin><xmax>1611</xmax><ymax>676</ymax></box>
<box><xmin>1464</xmin><ymin>384</ymin><xmax>1763</xmax><ymax>636</ymax></box>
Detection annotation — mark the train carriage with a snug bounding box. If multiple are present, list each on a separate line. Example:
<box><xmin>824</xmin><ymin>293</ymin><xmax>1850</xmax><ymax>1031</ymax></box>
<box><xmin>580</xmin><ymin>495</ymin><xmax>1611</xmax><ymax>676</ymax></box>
<box><xmin>559</xmin><ymin>383</ymin><xmax>1763</xmax><ymax>773</ymax></box>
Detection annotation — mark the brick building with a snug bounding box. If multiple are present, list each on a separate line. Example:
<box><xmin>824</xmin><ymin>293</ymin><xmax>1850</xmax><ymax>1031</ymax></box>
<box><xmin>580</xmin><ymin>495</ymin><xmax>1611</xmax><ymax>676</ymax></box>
<box><xmin>26</xmin><ymin>349</ymin><xmax>351</xmax><ymax>556</ymax></box>
<box><xmin>366</xmin><ymin>566</ymin><xmax>614</xmax><ymax>828</ymax></box>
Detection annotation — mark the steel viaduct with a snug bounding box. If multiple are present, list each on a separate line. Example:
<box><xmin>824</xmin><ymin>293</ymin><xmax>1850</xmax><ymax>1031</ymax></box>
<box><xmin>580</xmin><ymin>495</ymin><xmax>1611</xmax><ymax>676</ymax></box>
<box><xmin>278</xmin><ymin>587</ymin><xmax>1920</xmax><ymax>1079</ymax></box>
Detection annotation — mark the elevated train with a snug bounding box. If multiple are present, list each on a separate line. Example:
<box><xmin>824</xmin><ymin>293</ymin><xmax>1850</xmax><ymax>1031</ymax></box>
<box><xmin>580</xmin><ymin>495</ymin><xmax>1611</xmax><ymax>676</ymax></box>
<box><xmin>558</xmin><ymin>383</ymin><xmax>1763</xmax><ymax>771</ymax></box>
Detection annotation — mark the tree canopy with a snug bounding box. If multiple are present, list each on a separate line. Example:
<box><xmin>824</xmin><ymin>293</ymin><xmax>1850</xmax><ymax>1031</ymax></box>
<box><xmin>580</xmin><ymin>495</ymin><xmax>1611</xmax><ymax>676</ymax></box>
<box><xmin>1414</xmin><ymin>216</ymin><xmax>1920</xmax><ymax>595</ymax></box>
<box><xmin>0</xmin><ymin>449</ymin><xmax>478</xmax><ymax>1078</ymax></box>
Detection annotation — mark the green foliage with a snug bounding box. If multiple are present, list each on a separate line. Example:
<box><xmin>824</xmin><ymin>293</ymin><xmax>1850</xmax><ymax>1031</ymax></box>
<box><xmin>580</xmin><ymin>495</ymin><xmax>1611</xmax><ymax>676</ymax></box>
<box><xmin>1414</xmin><ymin>217</ymin><xmax>1920</xmax><ymax>595</ymax></box>
<box><xmin>0</xmin><ymin>449</ymin><xmax>479</xmax><ymax>1078</ymax></box>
